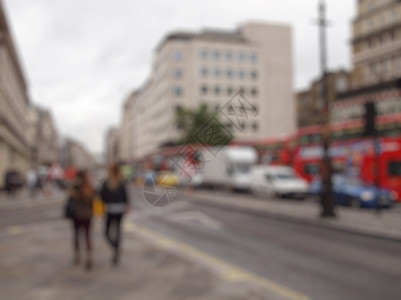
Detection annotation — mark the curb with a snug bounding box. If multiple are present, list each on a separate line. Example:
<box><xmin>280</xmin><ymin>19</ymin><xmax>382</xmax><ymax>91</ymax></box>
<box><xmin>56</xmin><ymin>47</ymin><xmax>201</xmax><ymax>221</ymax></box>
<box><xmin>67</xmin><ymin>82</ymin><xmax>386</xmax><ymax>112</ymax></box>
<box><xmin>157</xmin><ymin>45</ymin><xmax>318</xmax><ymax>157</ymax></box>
<box><xmin>186</xmin><ymin>193</ymin><xmax>401</xmax><ymax>243</ymax></box>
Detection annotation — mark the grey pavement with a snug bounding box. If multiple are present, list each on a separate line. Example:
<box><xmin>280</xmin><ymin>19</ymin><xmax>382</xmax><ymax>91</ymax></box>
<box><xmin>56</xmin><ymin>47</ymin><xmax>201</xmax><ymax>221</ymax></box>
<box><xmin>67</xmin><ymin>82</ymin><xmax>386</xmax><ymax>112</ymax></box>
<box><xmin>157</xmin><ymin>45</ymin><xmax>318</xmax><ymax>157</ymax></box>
<box><xmin>0</xmin><ymin>212</ymin><xmax>288</xmax><ymax>300</ymax></box>
<box><xmin>184</xmin><ymin>188</ymin><xmax>401</xmax><ymax>241</ymax></box>
<box><xmin>0</xmin><ymin>186</ymin><xmax>65</xmax><ymax>211</ymax></box>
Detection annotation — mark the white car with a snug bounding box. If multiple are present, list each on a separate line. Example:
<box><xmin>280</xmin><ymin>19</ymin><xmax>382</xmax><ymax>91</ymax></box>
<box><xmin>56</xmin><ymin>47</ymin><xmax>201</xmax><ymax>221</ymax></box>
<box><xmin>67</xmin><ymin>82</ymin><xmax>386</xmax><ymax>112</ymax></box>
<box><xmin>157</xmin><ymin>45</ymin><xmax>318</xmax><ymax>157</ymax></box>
<box><xmin>250</xmin><ymin>166</ymin><xmax>309</xmax><ymax>199</ymax></box>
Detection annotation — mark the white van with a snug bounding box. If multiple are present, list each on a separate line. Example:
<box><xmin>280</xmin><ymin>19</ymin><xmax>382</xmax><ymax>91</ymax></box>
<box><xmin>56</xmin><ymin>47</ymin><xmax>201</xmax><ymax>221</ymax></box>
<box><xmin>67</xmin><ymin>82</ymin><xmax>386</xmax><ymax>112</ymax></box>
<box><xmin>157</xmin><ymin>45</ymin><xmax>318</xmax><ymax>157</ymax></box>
<box><xmin>250</xmin><ymin>166</ymin><xmax>309</xmax><ymax>198</ymax></box>
<box><xmin>200</xmin><ymin>146</ymin><xmax>257</xmax><ymax>191</ymax></box>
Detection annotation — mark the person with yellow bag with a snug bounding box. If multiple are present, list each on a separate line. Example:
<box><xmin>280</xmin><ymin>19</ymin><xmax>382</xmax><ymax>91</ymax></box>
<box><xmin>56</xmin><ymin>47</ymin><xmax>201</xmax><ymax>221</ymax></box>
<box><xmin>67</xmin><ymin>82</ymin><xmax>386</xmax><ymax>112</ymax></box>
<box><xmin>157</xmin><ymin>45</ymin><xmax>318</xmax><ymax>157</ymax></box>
<box><xmin>100</xmin><ymin>163</ymin><xmax>130</xmax><ymax>266</ymax></box>
<box><xmin>92</xmin><ymin>195</ymin><xmax>105</xmax><ymax>218</ymax></box>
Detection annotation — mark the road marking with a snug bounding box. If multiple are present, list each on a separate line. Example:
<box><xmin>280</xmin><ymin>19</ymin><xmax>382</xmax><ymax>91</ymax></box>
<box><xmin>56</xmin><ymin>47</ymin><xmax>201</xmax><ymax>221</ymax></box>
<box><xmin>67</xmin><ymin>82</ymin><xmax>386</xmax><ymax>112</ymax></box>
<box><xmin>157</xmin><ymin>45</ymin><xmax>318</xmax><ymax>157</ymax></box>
<box><xmin>124</xmin><ymin>222</ymin><xmax>309</xmax><ymax>300</ymax></box>
<box><xmin>128</xmin><ymin>201</ymin><xmax>189</xmax><ymax>220</ymax></box>
<box><xmin>5</xmin><ymin>225</ymin><xmax>24</xmax><ymax>235</ymax></box>
<box><xmin>167</xmin><ymin>211</ymin><xmax>222</xmax><ymax>230</ymax></box>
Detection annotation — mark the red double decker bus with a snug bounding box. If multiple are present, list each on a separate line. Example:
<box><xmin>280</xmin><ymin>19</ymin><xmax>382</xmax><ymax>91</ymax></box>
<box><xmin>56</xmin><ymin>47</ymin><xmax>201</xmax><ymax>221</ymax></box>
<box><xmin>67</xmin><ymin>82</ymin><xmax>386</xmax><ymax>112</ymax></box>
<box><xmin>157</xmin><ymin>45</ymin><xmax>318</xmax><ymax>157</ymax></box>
<box><xmin>231</xmin><ymin>120</ymin><xmax>401</xmax><ymax>202</ymax></box>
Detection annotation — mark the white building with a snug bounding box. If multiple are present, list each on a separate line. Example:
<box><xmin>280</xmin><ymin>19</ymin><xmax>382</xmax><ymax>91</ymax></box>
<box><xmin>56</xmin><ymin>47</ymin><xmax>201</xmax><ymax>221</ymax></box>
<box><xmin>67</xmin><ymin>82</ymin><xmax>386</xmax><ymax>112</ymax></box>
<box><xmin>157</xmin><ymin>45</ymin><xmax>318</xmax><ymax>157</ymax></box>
<box><xmin>27</xmin><ymin>106</ymin><xmax>58</xmax><ymax>166</ymax></box>
<box><xmin>126</xmin><ymin>21</ymin><xmax>295</xmax><ymax>161</ymax></box>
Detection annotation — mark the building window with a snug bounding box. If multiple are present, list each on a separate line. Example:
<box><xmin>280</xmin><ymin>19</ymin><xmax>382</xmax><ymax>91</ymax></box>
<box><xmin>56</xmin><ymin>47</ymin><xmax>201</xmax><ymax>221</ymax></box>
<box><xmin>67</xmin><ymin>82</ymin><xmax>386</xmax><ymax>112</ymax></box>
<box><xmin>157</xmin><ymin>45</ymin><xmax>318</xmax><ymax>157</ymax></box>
<box><xmin>173</xmin><ymin>86</ymin><xmax>183</xmax><ymax>97</ymax></box>
<box><xmin>368</xmin><ymin>19</ymin><xmax>374</xmax><ymax>33</ymax></box>
<box><xmin>214</xmin><ymin>68</ymin><xmax>221</xmax><ymax>78</ymax></box>
<box><xmin>240</xmin><ymin>123</ymin><xmax>246</xmax><ymax>130</ymax></box>
<box><xmin>251</xmin><ymin>70</ymin><xmax>258</xmax><ymax>80</ymax></box>
<box><xmin>252</xmin><ymin>122</ymin><xmax>259</xmax><ymax>132</ymax></box>
<box><xmin>226</xmin><ymin>69</ymin><xmax>233</xmax><ymax>79</ymax></box>
<box><xmin>174</xmin><ymin>69</ymin><xmax>183</xmax><ymax>79</ymax></box>
<box><xmin>200</xmin><ymin>49</ymin><xmax>208</xmax><ymax>59</ymax></box>
<box><xmin>239</xmin><ymin>87</ymin><xmax>245</xmax><ymax>95</ymax></box>
<box><xmin>238</xmin><ymin>52</ymin><xmax>245</xmax><ymax>62</ymax></box>
<box><xmin>214</xmin><ymin>50</ymin><xmax>220</xmax><ymax>60</ymax></box>
<box><xmin>214</xmin><ymin>86</ymin><xmax>221</xmax><ymax>96</ymax></box>
<box><xmin>239</xmin><ymin>70</ymin><xmax>246</xmax><ymax>79</ymax></box>
<box><xmin>201</xmin><ymin>67</ymin><xmax>208</xmax><ymax>77</ymax></box>
<box><xmin>387</xmin><ymin>59</ymin><xmax>392</xmax><ymax>75</ymax></box>
<box><xmin>382</xmin><ymin>59</ymin><xmax>387</xmax><ymax>74</ymax></box>
<box><xmin>251</xmin><ymin>88</ymin><xmax>258</xmax><ymax>97</ymax></box>
<box><xmin>173</xmin><ymin>51</ymin><xmax>183</xmax><ymax>61</ymax></box>
<box><xmin>226</xmin><ymin>51</ymin><xmax>233</xmax><ymax>61</ymax></box>
<box><xmin>215</xmin><ymin>104</ymin><xmax>220</xmax><ymax>111</ymax></box>
<box><xmin>392</xmin><ymin>10</ymin><xmax>398</xmax><ymax>23</ymax></box>
<box><xmin>250</xmin><ymin>53</ymin><xmax>258</xmax><ymax>63</ymax></box>
<box><xmin>336</xmin><ymin>77</ymin><xmax>348</xmax><ymax>92</ymax></box>
<box><xmin>201</xmin><ymin>85</ymin><xmax>208</xmax><ymax>95</ymax></box>
<box><xmin>227</xmin><ymin>86</ymin><xmax>233</xmax><ymax>96</ymax></box>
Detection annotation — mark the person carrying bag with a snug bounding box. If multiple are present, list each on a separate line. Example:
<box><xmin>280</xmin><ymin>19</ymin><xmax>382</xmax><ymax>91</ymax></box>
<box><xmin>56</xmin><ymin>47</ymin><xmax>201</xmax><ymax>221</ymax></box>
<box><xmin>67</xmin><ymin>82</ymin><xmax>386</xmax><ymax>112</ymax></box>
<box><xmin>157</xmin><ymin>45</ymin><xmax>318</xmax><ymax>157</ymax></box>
<box><xmin>100</xmin><ymin>163</ymin><xmax>130</xmax><ymax>266</ymax></box>
<box><xmin>66</xmin><ymin>170</ymin><xmax>95</xmax><ymax>270</ymax></box>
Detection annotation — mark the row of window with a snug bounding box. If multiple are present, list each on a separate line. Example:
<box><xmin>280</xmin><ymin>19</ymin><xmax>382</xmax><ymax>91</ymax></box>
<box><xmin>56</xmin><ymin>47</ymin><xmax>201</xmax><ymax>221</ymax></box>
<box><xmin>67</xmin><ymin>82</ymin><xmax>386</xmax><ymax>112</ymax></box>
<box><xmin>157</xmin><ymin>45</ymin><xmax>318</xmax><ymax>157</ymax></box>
<box><xmin>365</xmin><ymin>55</ymin><xmax>401</xmax><ymax>78</ymax></box>
<box><xmin>359</xmin><ymin>8</ymin><xmax>399</xmax><ymax>36</ymax></box>
<box><xmin>226</xmin><ymin>121</ymin><xmax>259</xmax><ymax>132</ymax></box>
<box><xmin>172</xmin><ymin>68</ymin><xmax>260</xmax><ymax>81</ymax></box>
<box><xmin>172</xmin><ymin>85</ymin><xmax>260</xmax><ymax>98</ymax></box>
<box><xmin>361</xmin><ymin>0</ymin><xmax>394</xmax><ymax>15</ymax></box>
<box><xmin>199</xmin><ymin>49</ymin><xmax>258</xmax><ymax>63</ymax></box>
<box><xmin>200</xmin><ymin>85</ymin><xmax>259</xmax><ymax>98</ymax></box>
<box><xmin>331</xmin><ymin>97</ymin><xmax>401</xmax><ymax>122</ymax></box>
<box><xmin>200</xmin><ymin>67</ymin><xmax>258</xmax><ymax>80</ymax></box>
<box><xmin>356</xmin><ymin>29</ymin><xmax>401</xmax><ymax>54</ymax></box>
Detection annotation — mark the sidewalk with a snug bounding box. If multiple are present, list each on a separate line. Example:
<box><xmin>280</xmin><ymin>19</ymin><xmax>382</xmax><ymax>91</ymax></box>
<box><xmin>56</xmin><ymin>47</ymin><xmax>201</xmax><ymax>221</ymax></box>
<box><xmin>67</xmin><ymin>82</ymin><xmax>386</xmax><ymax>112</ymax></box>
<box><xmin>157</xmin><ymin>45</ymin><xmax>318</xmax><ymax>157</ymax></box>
<box><xmin>185</xmin><ymin>189</ymin><xmax>401</xmax><ymax>241</ymax></box>
<box><xmin>0</xmin><ymin>186</ymin><xmax>65</xmax><ymax>211</ymax></box>
<box><xmin>0</xmin><ymin>219</ymin><xmax>285</xmax><ymax>300</ymax></box>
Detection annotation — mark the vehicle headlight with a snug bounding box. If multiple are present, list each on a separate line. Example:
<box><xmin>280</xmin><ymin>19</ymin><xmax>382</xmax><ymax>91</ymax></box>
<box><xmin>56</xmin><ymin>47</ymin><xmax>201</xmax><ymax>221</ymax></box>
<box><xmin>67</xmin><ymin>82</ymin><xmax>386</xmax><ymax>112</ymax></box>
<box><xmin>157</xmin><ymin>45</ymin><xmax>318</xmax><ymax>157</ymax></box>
<box><xmin>360</xmin><ymin>191</ymin><xmax>374</xmax><ymax>202</ymax></box>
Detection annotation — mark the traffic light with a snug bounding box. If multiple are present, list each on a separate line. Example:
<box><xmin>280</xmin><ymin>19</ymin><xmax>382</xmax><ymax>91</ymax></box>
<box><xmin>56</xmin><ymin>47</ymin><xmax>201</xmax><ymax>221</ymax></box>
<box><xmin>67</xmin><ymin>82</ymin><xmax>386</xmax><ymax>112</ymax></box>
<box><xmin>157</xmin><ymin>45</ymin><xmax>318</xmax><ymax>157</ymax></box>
<box><xmin>364</xmin><ymin>101</ymin><xmax>377</xmax><ymax>137</ymax></box>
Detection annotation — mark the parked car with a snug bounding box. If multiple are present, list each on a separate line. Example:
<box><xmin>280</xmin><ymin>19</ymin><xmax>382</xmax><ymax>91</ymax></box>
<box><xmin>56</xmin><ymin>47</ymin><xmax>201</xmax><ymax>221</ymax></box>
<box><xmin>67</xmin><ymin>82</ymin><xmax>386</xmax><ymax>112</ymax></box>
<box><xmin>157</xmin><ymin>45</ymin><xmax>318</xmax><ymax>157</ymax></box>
<box><xmin>250</xmin><ymin>166</ymin><xmax>309</xmax><ymax>199</ymax></box>
<box><xmin>310</xmin><ymin>174</ymin><xmax>396</xmax><ymax>209</ymax></box>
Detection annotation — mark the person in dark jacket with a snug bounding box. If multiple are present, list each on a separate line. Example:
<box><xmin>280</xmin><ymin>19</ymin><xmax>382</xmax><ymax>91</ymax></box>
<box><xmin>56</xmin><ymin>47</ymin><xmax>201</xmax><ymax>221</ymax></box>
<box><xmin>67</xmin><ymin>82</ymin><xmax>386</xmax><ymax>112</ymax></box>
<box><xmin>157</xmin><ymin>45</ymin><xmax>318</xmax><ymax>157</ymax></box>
<box><xmin>100</xmin><ymin>163</ymin><xmax>130</xmax><ymax>265</ymax></box>
<box><xmin>70</xmin><ymin>170</ymin><xmax>95</xmax><ymax>270</ymax></box>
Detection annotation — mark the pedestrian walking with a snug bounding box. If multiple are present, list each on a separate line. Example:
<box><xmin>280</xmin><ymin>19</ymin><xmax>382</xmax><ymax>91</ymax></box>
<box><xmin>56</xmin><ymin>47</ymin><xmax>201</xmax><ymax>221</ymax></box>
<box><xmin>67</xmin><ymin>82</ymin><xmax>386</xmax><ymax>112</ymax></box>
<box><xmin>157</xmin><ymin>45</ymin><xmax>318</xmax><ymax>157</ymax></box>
<box><xmin>69</xmin><ymin>170</ymin><xmax>95</xmax><ymax>270</ymax></box>
<box><xmin>100</xmin><ymin>164</ymin><xmax>130</xmax><ymax>266</ymax></box>
<box><xmin>26</xmin><ymin>169</ymin><xmax>38</xmax><ymax>198</ymax></box>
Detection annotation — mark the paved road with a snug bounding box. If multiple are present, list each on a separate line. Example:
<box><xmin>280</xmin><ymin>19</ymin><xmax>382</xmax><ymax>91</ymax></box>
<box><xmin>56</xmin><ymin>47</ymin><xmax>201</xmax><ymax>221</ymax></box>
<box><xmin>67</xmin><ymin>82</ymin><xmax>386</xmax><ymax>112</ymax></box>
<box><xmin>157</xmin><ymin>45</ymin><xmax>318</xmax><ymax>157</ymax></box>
<box><xmin>130</xmin><ymin>186</ymin><xmax>401</xmax><ymax>300</ymax></box>
<box><xmin>1</xmin><ymin>187</ymin><xmax>401</xmax><ymax>300</ymax></box>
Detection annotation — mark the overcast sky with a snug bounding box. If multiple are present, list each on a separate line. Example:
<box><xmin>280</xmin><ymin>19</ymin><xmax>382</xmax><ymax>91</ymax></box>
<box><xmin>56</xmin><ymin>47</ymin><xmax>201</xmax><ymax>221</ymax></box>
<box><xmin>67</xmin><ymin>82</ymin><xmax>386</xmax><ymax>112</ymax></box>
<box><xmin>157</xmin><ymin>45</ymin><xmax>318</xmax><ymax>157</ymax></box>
<box><xmin>3</xmin><ymin>0</ymin><xmax>355</xmax><ymax>154</ymax></box>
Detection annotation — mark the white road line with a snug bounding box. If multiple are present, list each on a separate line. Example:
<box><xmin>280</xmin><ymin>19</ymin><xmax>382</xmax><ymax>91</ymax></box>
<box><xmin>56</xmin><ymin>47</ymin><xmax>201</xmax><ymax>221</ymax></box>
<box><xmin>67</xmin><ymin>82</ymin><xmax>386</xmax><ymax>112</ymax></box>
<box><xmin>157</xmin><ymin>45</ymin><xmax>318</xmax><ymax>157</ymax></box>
<box><xmin>166</xmin><ymin>211</ymin><xmax>223</xmax><ymax>230</ymax></box>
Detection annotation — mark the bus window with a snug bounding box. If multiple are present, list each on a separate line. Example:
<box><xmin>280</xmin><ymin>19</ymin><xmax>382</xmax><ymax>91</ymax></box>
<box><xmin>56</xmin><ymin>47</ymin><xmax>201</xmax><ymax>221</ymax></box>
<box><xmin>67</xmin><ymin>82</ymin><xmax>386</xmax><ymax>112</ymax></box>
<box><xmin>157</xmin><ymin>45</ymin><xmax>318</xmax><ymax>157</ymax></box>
<box><xmin>304</xmin><ymin>164</ymin><xmax>319</xmax><ymax>175</ymax></box>
<box><xmin>332</xmin><ymin>161</ymin><xmax>345</xmax><ymax>173</ymax></box>
<box><xmin>388</xmin><ymin>161</ymin><xmax>401</xmax><ymax>176</ymax></box>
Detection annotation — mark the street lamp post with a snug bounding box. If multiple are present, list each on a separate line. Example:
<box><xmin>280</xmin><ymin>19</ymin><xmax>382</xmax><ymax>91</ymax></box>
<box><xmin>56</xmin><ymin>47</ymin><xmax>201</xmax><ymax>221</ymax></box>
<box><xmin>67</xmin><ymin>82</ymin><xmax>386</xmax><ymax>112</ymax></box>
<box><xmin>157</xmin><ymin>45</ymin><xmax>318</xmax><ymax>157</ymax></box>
<box><xmin>318</xmin><ymin>0</ymin><xmax>335</xmax><ymax>218</ymax></box>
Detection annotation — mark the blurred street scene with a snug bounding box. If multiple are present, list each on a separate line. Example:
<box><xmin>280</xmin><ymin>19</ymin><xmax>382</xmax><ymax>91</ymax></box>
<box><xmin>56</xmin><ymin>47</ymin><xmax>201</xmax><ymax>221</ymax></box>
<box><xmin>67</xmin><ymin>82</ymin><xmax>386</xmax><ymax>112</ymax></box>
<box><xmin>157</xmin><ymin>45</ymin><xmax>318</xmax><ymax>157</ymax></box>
<box><xmin>1</xmin><ymin>0</ymin><xmax>401</xmax><ymax>299</ymax></box>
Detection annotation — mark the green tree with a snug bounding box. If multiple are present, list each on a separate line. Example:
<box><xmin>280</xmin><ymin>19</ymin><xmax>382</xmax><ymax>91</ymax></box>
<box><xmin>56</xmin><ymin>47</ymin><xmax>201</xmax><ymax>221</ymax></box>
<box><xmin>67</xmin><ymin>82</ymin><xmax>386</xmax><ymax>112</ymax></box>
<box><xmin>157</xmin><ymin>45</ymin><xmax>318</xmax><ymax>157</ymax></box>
<box><xmin>175</xmin><ymin>103</ymin><xmax>233</xmax><ymax>145</ymax></box>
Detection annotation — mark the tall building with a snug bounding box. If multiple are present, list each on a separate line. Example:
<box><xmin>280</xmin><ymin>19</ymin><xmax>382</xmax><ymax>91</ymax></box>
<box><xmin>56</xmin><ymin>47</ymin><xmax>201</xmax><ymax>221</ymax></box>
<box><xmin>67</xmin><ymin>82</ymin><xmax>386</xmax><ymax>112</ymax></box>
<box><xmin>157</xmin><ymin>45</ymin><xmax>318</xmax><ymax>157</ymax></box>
<box><xmin>331</xmin><ymin>0</ymin><xmax>401</xmax><ymax>137</ymax></box>
<box><xmin>127</xmin><ymin>21</ymin><xmax>295</xmax><ymax>160</ymax></box>
<box><xmin>119</xmin><ymin>93</ymin><xmax>135</xmax><ymax>163</ymax></box>
<box><xmin>0</xmin><ymin>1</ymin><xmax>30</xmax><ymax>186</ymax></box>
<box><xmin>27</xmin><ymin>106</ymin><xmax>58</xmax><ymax>166</ymax></box>
<box><xmin>352</xmin><ymin>0</ymin><xmax>401</xmax><ymax>87</ymax></box>
<box><xmin>105</xmin><ymin>127</ymin><xmax>120</xmax><ymax>165</ymax></box>
<box><xmin>297</xmin><ymin>69</ymin><xmax>351</xmax><ymax>128</ymax></box>
<box><xmin>59</xmin><ymin>138</ymin><xmax>95</xmax><ymax>169</ymax></box>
